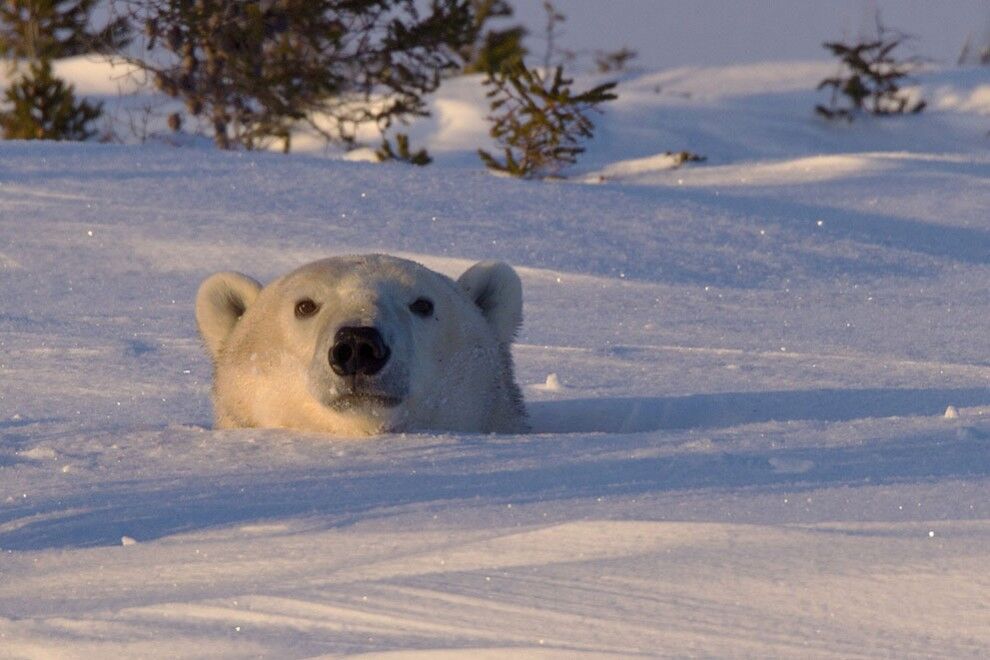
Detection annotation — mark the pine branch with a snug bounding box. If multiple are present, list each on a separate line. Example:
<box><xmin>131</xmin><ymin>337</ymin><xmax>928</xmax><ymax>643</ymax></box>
<box><xmin>479</xmin><ymin>63</ymin><xmax>616</xmax><ymax>179</ymax></box>
<box><xmin>816</xmin><ymin>16</ymin><xmax>925</xmax><ymax>121</ymax></box>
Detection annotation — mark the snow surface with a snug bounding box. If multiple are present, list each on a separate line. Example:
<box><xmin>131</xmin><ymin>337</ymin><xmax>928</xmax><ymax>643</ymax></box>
<box><xmin>2</xmin><ymin>57</ymin><xmax>990</xmax><ymax>657</ymax></box>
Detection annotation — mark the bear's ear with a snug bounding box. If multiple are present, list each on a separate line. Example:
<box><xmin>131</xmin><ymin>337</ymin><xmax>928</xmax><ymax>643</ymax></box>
<box><xmin>457</xmin><ymin>261</ymin><xmax>523</xmax><ymax>343</ymax></box>
<box><xmin>195</xmin><ymin>271</ymin><xmax>262</xmax><ymax>359</ymax></box>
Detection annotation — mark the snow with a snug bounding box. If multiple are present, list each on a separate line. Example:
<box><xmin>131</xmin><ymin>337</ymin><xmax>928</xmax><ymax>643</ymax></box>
<box><xmin>2</xmin><ymin>51</ymin><xmax>990</xmax><ymax>656</ymax></box>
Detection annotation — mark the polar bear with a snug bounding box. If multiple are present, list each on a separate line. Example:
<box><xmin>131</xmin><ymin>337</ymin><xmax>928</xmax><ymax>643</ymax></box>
<box><xmin>195</xmin><ymin>254</ymin><xmax>527</xmax><ymax>435</ymax></box>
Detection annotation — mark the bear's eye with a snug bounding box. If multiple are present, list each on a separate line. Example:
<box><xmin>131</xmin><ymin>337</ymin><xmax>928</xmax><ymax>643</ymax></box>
<box><xmin>409</xmin><ymin>297</ymin><xmax>434</xmax><ymax>317</ymax></box>
<box><xmin>294</xmin><ymin>298</ymin><xmax>320</xmax><ymax>318</ymax></box>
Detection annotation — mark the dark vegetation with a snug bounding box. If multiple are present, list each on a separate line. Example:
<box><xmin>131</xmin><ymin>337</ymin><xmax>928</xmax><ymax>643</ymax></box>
<box><xmin>376</xmin><ymin>132</ymin><xmax>431</xmax><ymax>166</ymax></box>
<box><xmin>0</xmin><ymin>1</ymin><xmax>821</xmax><ymax>178</ymax></box>
<box><xmin>475</xmin><ymin>1</ymin><xmax>619</xmax><ymax>178</ymax></box>
<box><xmin>459</xmin><ymin>0</ymin><xmax>526</xmax><ymax>74</ymax></box>
<box><xmin>477</xmin><ymin>64</ymin><xmax>616</xmax><ymax>178</ymax></box>
<box><xmin>118</xmin><ymin>0</ymin><xmax>475</xmax><ymax>151</ymax></box>
<box><xmin>0</xmin><ymin>57</ymin><xmax>100</xmax><ymax>138</ymax></box>
<box><xmin>0</xmin><ymin>0</ymin><xmax>128</xmax><ymax>140</ymax></box>
<box><xmin>816</xmin><ymin>18</ymin><xmax>926</xmax><ymax>121</ymax></box>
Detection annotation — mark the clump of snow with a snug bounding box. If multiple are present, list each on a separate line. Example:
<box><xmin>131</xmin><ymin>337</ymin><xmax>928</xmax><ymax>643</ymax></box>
<box><xmin>579</xmin><ymin>151</ymin><xmax>699</xmax><ymax>183</ymax></box>
<box><xmin>17</xmin><ymin>446</ymin><xmax>57</xmax><ymax>461</ymax></box>
<box><xmin>342</xmin><ymin>147</ymin><xmax>379</xmax><ymax>163</ymax></box>
<box><xmin>934</xmin><ymin>83</ymin><xmax>990</xmax><ymax>115</ymax></box>
<box><xmin>531</xmin><ymin>373</ymin><xmax>564</xmax><ymax>392</ymax></box>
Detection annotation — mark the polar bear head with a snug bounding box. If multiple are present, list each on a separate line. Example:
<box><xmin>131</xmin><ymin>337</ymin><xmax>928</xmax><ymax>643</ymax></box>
<box><xmin>195</xmin><ymin>255</ymin><xmax>527</xmax><ymax>435</ymax></box>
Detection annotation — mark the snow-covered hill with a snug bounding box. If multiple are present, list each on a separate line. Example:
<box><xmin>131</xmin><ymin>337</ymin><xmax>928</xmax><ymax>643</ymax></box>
<box><xmin>1</xmin><ymin>59</ymin><xmax>989</xmax><ymax>657</ymax></box>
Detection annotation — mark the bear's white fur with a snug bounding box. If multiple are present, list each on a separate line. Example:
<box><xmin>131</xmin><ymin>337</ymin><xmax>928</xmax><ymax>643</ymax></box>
<box><xmin>195</xmin><ymin>254</ymin><xmax>527</xmax><ymax>435</ymax></box>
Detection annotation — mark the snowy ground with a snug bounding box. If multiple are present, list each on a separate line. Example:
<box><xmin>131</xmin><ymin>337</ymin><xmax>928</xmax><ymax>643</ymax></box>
<box><xmin>1</xmin><ymin>58</ymin><xmax>990</xmax><ymax>657</ymax></box>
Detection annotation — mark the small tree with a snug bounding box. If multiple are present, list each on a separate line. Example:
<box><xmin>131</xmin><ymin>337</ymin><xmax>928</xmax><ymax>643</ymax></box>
<box><xmin>0</xmin><ymin>58</ymin><xmax>101</xmax><ymax>139</ymax></box>
<box><xmin>478</xmin><ymin>64</ymin><xmax>616</xmax><ymax>179</ymax></box>
<box><xmin>119</xmin><ymin>0</ymin><xmax>475</xmax><ymax>151</ymax></box>
<box><xmin>816</xmin><ymin>20</ymin><xmax>925</xmax><ymax>121</ymax></box>
<box><xmin>0</xmin><ymin>1</ymin><xmax>117</xmax><ymax>141</ymax></box>
<box><xmin>376</xmin><ymin>132</ymin><xmax>431</xmax><ymax>165</ymax></box>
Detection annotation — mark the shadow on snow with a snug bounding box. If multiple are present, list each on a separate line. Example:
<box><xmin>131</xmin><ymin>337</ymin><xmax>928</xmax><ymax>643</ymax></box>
<box><xmin>2</xmin><ymin>386</ymin><xmax>988</xmax><ymax>551</ymax></box>
<box><xmin>528</xmin><ymin>386</ymin><xmax>990</xmax><ymax>433</ymax></box>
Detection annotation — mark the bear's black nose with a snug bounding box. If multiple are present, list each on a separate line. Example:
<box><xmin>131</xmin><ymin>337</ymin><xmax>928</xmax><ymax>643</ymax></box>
<box><xmin>329</xmin><ymin>326</ymin><xmax>391</xmax><ymax>377</ymax></box>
